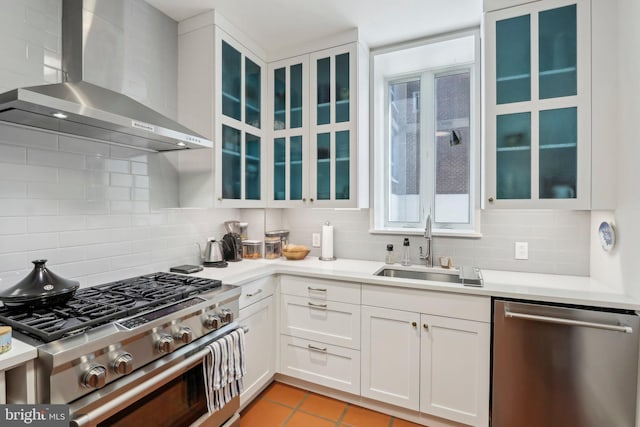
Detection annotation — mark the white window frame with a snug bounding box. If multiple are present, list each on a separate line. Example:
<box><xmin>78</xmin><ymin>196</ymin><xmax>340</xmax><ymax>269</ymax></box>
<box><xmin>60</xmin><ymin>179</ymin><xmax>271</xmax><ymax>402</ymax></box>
<box><xmin>370</xmin><ymin>29</ymin><xmax>482</xmax><ymax>237</ymax></box>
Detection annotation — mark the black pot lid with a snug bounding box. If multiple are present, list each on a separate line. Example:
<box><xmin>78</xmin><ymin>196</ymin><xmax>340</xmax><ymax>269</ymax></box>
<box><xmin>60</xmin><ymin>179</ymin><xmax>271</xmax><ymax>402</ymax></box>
<box><xmin>0</xmin><ymin>260</ymin><xmax>79</xmax><ymax>302</ymax></box>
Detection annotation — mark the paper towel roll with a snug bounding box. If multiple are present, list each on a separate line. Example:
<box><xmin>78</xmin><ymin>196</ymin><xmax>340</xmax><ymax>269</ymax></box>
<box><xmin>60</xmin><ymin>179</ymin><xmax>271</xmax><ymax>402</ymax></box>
<box><xmin>321</xmin><ymin>222</ymin><xmax>334</xmax><ymax>259</ymax></box>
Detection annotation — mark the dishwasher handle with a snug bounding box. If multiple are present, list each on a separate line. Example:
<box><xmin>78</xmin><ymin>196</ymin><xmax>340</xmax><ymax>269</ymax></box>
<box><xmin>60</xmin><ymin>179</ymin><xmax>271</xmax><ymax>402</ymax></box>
<box><xmin>504</xmin><ymin>310</ymin><xmax>634</xmax><ymax>334</ymax></box>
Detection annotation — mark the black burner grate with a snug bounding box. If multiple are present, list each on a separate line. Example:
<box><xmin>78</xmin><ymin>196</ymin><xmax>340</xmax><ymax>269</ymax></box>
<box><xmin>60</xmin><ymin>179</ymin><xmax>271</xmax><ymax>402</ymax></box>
<box><xmin>0</xmin><ymin>272</ymin><xmax>221</xmax><ymax>342</ymax></box>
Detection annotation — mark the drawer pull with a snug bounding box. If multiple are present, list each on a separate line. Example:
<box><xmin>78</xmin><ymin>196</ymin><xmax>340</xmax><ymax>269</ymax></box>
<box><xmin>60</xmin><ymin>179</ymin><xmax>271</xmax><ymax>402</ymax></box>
<box><xmin>307</xmin><ymin>286</ymin><xmax>327</xmax><ymax>292</ymax></box>
<box><xmin>308</xmin><ymin>344</ymin><xmax>327</xmax><ymax>352</ymax></box>
<box><xmin>308</xmin><ymin>302</ymin><xmax>328</xmax><ymax>309</ymax></box>
<box><xmin>423</xmin><ymin>324</ymin><xmax>429</xmax><ymax>331</ymax></box>
<box><xmin>411</xmin><ymin>321</ymin><xmax>417</xmax><ymax>328</ymax></box>
<box><xmin>245</xmin><ymin>289</ymin><xmax>263</xmax><ymax>297</ymax></box>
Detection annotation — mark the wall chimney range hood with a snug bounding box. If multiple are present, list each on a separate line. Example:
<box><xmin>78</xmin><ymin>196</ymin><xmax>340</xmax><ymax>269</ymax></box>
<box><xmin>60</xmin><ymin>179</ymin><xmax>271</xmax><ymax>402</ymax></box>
<box><xmin>0</xmin><ymin>0</ymin><xmax>212</xmax><ymax>151</ymax></box>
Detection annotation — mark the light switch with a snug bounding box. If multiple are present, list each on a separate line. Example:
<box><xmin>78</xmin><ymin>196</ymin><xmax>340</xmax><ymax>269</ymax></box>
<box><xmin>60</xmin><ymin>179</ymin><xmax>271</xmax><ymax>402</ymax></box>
<box><xmin>515</xmin><ymin>242</ymin><xmax>528</xmax><ymax>260</ymax></box>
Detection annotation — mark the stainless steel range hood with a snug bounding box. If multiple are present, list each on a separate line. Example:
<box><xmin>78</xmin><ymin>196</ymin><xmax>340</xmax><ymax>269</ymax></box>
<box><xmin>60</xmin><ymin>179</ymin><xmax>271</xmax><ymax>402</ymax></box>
<box><xmin>0</xmin><ymin>0</ymin><xmax>211</xmax><ymax>151</ymax></box>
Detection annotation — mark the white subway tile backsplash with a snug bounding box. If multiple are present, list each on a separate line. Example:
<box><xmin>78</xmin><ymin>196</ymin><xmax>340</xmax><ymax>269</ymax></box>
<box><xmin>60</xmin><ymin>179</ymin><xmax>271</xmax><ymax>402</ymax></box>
<box><xmin>133</xmin><ymin>188</ymin><xmax>149</xmax><ymax>201</ymax></box>
<box><xmin>0</xmin><ymin>182</ymin><xmax>27</xmax><ymax>198</ymax></box>
<box><xmin>131</xmin><ymin>162</ymin><xmax>148</xmax><ymax>175</ymax></box>
<box><xmin>59</xmin><ymin>228</ymin><xmax>130</xmax><ymax>248</ymax></box>
<box><xmin>83</xmin><ymin>242</ymin><xmax>132</xmax><ymax>260</ymax></box>
<box><xmin>58</xmin><ymin>200</ymin><xmax>109</xmax><ymax>215</ymax></box>
<box><xmin>109</xmin><ymin>146</ymin><xmax>149</xmax><ymax>162</ymax></box>
<box><xmin>0</xmin><ymin>162</ymin><xmax>58</xmax><ymax>183</ymax></box>
<box><xmin>59</xmin><ymin>169</ymin><xmax>109</xmax><ymax>186</ymax></box>
<box><xmin>85</xmin><ymin>215</ymin><xmax>131</xmax><ymax>230</ymax></box>
<box><xmin>0</xmin><ymin>198</ymin><xmax>58</xmax><ymax>216</ymax></box>
<box><xmin>110</xmin><ymin>173</ymin><xmax>133</xmax><ymax>187</ymax></box>
<box><xmin>134</xmin><ymin>175</ymin><xmax>149</xmax><ymax>188</ymax></box>
<box><xmin>0</xmin><ymin>217</ymin><xmax>27</xmax><ymax>235</ymax></box>
<box><xmin>0</xmin><ymin>144</ymin><xmax>27</xmax><ymax>164</ymax></box>
<box><xmin>28</xmin><ymin>148</ymin><xmax>85</xmax><ymax>169</ymax></box>
<box><xmin>0</xmin><ymin>124</ymin><xmax>58</xmax><ymax>149</ymax></box>
<box><xmin>109</xmin><ymin>201</ymin><xmax>134</xmax><ymax>213</ymax></box>
<box><xmin>28</xmin><ymin>182</ymin><xmax>84</xmax><ymax>200</ymax></box>
<box><xmin>0</xmin><ymin>232</ymin><xmax>58</xmax><ymax>254</ymax></box>
<box><xmin>27</xmin><ymin>247</ymin><xmax>87</xmax><ymax>266</ymax></box>
<box><xmin>28</xmin><ymin>215</ymin><xmax>86</xmax><ymax>233</ymax></box>
<box><xmin>58</xmin><ymin>135</ymin><xmax>110</xmax><ymax>156</ymax></box>
<box><xmin>0</xmin><ymin>253</ymin><xmax>27</xmax><ymax>272</ymax></box>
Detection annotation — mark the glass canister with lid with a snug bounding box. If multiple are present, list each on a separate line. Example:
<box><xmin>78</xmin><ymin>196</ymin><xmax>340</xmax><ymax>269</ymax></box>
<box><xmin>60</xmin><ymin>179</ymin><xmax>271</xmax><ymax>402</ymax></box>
<box><xmin>264</xmin><ymin>237</ymin><xmax>282</xmax><ymax>259</ymax></box>
<box><xmin>265</xmin><ymin>229</ymin><xmax>290</xmax><ymax>249</ymax></box>
<box><xmin>242</xmin><ymin>240</ymin><xmax>262</xmax><ymax>259</ymax></box>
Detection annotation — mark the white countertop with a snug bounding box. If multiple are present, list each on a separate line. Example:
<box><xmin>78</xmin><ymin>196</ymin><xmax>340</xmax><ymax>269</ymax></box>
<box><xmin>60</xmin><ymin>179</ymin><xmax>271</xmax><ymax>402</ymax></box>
<box><xmin>190</xmin><ymin>257</ymin><xmax>640</xmax><ymax>311</ymax></box>
<box><xmin>0</xmin><ymin>338</ymin><xmax>37</xmax><ymax>371</ymax></box>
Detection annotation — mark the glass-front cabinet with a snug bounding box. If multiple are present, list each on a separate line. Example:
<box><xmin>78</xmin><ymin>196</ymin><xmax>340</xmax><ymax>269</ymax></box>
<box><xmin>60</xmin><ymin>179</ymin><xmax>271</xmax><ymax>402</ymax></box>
<box><xmin>485</xmin><ymin>0</ymin><xmax>590</xmax><ymax>209</ymax></box>
<box><xmin>267</xmin><ymin>43</ymin><xmax>364</xmax><ymax>208</ymax></box>
<box><xmin>309</xmin><ymin>44</ymin><xmax>359</xmax><ymax>207</ymax></box>
<box><xmin>215</xmin><ymin>31</ymin><xmax>266</xmax><ymax>207</ymax></box>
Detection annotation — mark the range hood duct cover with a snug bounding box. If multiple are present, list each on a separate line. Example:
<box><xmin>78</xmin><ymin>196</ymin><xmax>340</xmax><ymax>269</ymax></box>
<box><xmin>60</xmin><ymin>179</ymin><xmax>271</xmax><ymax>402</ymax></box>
<box><xmin>0</xmin><ymin>0</ymin><xmax>211</xmax><ymax>151</ymax></box>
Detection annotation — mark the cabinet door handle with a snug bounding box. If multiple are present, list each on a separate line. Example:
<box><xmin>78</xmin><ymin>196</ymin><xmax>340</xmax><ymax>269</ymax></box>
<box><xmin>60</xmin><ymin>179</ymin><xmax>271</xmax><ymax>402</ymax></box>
<box><xmin>310</xmin><ymin>198</ymin><xmax>315</xmax><ymax>203</ymax></box>
<box><xmin>411</xmin><ymin>321</ymin><xmax>417</xmax><ymax>327</ymax></box>
<box><xmin>302</xmin><ymin>198</ymin><xmax>307</xmax><ymax>202</ymax></box>
<box><xmin>308</xmin><ymin>344</ymin><xmax>327</xmax><ymax>352</ymax></box>
<box><xmin>423</xmin><ymin>324</ymin><xmax>429</xmax><ymax>331</ymax></box>
<box><xmin>246</xmin><ymin>289</ymin><xmax>263</xmax><ymax>297</ymax></box>
<box><xmin>217</xmin><ymin>197</ymin><xmax>222</xmax><ymax>202</ymax></box>
<box><xmin>307</xmin><ymin>286</ymin><xmax>327</xmax><ymax>292</ymax></box>
<box><xmin>488</xmin><ymin>197</ymin><xmax>494</xmax><ymax>203</ymax></box>
<box><xmin>241</xmin><ymin>326</ymin><xmax>250</xmax><ymax>334</ymax></box>
<box><xmin>308</xmin><ymin>302</ymin><xmax>327</xmax><ymax>309</ymax></box>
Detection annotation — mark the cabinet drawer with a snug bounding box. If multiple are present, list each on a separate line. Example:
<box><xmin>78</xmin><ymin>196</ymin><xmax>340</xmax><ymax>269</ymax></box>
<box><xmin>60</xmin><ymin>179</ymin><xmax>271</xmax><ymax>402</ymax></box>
<box><xmin>280</xmin><ymin>294</ymin><xmax>360</xmax><ymax>349</ymax></box>
<box><xmin>280</xmin><ymin>275</ymin><xmax>361</xmax><ymax>304</ymax></box>
<box><xmin>362</xmin><ymin>284</ymin><xmax>490</xmax><ymax>323</ymax></box>
<box><xmin>280</xmin><ymin>335</ymin><xmax>360</xmax><ymax>395</ymax></box>
<box><xmin>239</xmin><ymin>277</ymin><xmax>276</xmax><ymax>309</ymax></box>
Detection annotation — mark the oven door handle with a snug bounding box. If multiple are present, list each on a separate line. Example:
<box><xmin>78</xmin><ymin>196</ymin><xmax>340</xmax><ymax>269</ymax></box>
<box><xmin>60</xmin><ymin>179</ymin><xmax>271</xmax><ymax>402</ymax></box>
<box><xmin>70</xmin><ymin>346</ymin><xmax>212</xmax><ymax>427</ymax></box>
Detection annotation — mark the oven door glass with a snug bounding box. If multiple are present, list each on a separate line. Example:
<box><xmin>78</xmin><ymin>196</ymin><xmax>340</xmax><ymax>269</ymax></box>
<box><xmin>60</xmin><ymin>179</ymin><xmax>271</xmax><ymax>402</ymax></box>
<box><xmin>97</xmin><ymin>364</ymin><xmax>206</xmax><ymax>427</ymax></box>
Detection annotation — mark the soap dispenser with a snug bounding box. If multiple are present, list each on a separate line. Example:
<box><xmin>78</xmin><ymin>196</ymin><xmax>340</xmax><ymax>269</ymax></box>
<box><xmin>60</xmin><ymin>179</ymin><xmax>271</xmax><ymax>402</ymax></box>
<box><xmin>401</xmin><ymin>238</ymin><xmax>411</xmax><ymax>266</ymax></box>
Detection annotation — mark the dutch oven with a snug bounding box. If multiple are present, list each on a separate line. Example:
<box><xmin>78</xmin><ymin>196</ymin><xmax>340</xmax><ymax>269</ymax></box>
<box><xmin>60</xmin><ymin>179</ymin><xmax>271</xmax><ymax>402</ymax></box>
<box><xmin>0</xmin><ymin>260</ymin><xmax>79</xmax><ymax>309</ymax></box>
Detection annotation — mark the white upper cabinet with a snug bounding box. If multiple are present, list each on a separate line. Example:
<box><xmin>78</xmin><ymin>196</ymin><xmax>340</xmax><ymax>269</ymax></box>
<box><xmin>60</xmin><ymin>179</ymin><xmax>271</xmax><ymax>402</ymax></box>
<box><xmin>177</xmin><ymin>13</ymin><xmax>368</xmax><ymax>208</ymax></box>
<box><xmin>267</xmin><ymin>42</ymin><xmax>369</xmax><ymax>208</ymax></box>
<box><xmin>484</xmin><ymin>0</ymin><xmax>591</xmax><ymax>209</ymax></box>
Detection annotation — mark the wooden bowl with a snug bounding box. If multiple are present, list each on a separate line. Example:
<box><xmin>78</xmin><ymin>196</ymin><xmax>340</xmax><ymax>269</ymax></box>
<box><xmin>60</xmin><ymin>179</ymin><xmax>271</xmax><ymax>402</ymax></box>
<box><xmin>282</xmin><ymin>248</ymin><xmax>310</xmax><ymax>260</ymax></box>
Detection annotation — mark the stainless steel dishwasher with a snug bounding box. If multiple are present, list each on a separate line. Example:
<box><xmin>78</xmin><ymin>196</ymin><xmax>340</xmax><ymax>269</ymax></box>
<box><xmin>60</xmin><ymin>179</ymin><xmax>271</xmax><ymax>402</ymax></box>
<box><xmin>492</xmin><ymin>299</ymin><xmax>640</xmax><ymax>427</ymax></box>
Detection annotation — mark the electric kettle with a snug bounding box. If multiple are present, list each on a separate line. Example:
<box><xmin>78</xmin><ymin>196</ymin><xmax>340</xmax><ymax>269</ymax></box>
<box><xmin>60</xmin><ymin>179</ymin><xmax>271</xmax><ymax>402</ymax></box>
<box><xmin>198</xmin><ymin>238</ymin><xmax>227</xmax><ymax>267</ymax></box>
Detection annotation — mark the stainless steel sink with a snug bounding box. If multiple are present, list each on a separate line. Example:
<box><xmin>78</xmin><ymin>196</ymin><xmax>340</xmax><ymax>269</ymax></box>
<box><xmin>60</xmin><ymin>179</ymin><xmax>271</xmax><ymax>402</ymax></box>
<box><xmin>374</xmin><ymin>266</ymin><xmax>483</xmax><ymax>287</ymax></box>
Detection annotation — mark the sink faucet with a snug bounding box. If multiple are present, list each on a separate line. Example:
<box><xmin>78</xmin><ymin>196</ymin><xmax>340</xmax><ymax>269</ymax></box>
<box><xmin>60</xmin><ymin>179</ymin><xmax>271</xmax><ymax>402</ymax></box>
<box><xmin>419</xmin><ymin>213</ymin><xmax>433</xmax><ymax>267</ymax></box>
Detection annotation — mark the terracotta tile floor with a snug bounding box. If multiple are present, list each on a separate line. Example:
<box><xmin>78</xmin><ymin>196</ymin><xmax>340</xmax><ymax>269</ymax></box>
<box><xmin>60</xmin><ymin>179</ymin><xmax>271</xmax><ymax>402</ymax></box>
<box><xmin>240</xmin><ymin>382</ymin><xmax>424</xmax><ymax>427</ymax></box>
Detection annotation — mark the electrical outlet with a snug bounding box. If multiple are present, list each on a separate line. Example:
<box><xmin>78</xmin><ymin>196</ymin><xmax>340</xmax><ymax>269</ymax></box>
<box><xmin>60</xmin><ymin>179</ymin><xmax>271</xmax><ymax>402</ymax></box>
<box><xmin>515</xmin><ymin>242</ymin><xmax>528</xmax><ymax>260</ymax></box>
<box><xmin>312</xmin><ymin>233</ymin><xmax>321</xmax><ymax>247</ymax></box>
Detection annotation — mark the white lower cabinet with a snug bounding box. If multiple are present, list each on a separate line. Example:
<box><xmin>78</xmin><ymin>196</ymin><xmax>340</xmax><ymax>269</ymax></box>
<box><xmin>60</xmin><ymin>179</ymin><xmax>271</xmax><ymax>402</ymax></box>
<box><xmin>361</xmin><ymin>285</ymin><xmax>491</xmax><ymax>427</ymax></box>
<box><xmin>420</xmin><ymin>314</ymin><xmax>490</xmax><ymax>426</ymax></box>
<box><xmin>279</xmin><ymin>335</ymin><xmax>360</xmax><ymax>394</ymax></box>
<box><xmin>360</xmin><ymin>305</ymin><xmax>420</xmax><ymax>410</ymax></box>
<box><xmin>238</xmin><ymin>294</ymin><xmax>275</xmax><ymax>406</ymax></box>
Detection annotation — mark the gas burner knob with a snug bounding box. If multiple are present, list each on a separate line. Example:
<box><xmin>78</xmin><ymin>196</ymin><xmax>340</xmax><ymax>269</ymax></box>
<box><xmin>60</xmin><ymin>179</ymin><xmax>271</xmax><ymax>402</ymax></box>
<box><xmin>220</xmin><ymin>308</ymin><xmax>233</xmax><ymax>324</ymax></box>
<box><xmin>204</xmin><ymin>314</ymin><xmax>221</xmax><ymax>330</ymax></box>
<box><xmin>112</xmin><ymin>352</ymin><xmax>134</xmax><ymax>375</ymax></box>
<box><xmin>82</xmin><ymin>365</ymin><xmax>107</xmax><ymax>389</ymax></box>
<box><xmin>156</xmin><ymin>334</ymin><xmax>175</xmax><ymax>353</ymax></box>
<box><xmin>174</xmin><ymin>326</ymin><xmax>193</xmax><ymax>344</ymax></box>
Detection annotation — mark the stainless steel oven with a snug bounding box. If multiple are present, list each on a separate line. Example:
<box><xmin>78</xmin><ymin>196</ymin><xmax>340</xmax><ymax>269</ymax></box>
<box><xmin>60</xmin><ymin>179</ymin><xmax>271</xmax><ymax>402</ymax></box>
<box><xmin>69</xmin><ymin>323</ymin><xmax>241</xmax><ymax>427</ymax></box>
<box><xmin>0</xmin><ymin>273</ymin><xmax>242</xmax><ymax>427</ymax></box>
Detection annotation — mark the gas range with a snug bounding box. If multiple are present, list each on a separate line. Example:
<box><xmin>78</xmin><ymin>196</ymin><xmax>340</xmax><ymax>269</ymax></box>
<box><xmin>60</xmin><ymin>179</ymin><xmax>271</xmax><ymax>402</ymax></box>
<box><xmin>0</xmin><ymin>272</ymin><xmax>241</xmax><ymax>405</ymax></box>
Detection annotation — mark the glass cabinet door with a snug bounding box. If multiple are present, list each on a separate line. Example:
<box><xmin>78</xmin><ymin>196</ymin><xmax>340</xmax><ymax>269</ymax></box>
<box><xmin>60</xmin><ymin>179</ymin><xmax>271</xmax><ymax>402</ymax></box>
<box><xmin>221</xmin><ymin>41</ymin><xmax>241</xmax><ymax>121</ymax></box>
<box><xmin>496</xmin><ymin>113</ymin><xmax>531</xmax><ymax>200</ymax></box>
<box><xmin>316</xmin><ymin>133</ymin><xmax>331</xmax><ymax>200</ymax></box>
<box><xmin>496</xmin><ymin>15</ymin><xmax>530</xmax><ymax>104</ymax></box>
<box><xmin>269</xmin><ymin>57</ymin><xmax>306</xmax><ymax>205</ymax></box>
<box><xmin>539</xmin><ymin>107</ymin><xmax>577</xmax><ymax>198</ymax></box>
<box><xmin>539</xmin><ymin>5</ymin><xmax>577</xmax><ymax>99</ymax></box>
<box><xmin>217</xmin><ymin>33</ymin><xmax>265</xmax><ymax>206</ymax></box>
<box><xmin>487</xmin><ymin>0</ymin><xmax>586</xmax><ymax>208</ymax></box>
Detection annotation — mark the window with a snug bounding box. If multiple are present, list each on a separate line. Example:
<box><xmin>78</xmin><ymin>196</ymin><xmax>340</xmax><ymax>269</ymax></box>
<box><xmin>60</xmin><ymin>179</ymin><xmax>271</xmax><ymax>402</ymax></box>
<box><xmin>371</xmin><ymin>32</ymin><xmax>480</xmax><ymax>235</ymax></box>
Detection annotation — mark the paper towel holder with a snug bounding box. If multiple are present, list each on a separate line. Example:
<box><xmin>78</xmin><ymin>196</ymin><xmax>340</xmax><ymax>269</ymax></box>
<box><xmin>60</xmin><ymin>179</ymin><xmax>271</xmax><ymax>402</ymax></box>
<box><xmin>319</xmin><ymin>220</ymin><xmax>337</xmax><ymax>261</ymax></box>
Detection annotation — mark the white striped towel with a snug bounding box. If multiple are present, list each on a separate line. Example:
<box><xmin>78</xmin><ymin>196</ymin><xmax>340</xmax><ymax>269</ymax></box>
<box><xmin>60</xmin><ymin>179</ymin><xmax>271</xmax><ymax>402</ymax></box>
<box><xmin>203</xmin><ymin>328</ymin><xmax>247</xmax><ymax>413</ymax></box>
